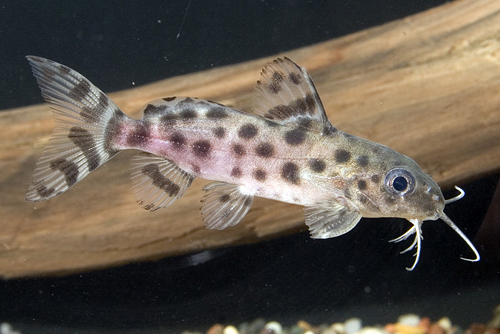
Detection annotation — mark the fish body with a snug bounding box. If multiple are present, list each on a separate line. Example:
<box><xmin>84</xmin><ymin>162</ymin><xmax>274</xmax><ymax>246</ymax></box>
<box><xmin>25</xmin><ymin>56</ymin><xmax>479</xmax><ymax>270</ymax></box>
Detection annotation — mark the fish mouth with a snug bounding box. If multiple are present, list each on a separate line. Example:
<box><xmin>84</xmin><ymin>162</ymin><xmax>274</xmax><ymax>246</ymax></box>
<box><xmin>390</xmin><ymin>186</ymin><xmax>480</xmax><ymax>271</ymax></box>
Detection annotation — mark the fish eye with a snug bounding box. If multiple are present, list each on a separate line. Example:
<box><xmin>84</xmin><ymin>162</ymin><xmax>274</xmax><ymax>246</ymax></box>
<box><xmin>384</xmin><ymin>168</ymin><xmax>415</xmax><ymax>195</ymax></box>
<box><xmin>393</xmin><ymin>176</ymin><xmax>408</xmax><ymax>191</ymax></box>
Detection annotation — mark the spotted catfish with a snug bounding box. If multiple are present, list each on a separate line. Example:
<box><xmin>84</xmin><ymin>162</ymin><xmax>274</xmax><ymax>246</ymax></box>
<box><xmin>25</xmin><ymin>56</ymin><xmax>479</xmax><ymax>270</ymax></box>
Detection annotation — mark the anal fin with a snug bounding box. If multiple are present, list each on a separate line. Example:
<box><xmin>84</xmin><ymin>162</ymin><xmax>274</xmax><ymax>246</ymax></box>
<box><xmin>130</xmin><ymin>153</ymin><xmax>194</xmax><ymax>211</ymax></box>
<box><xmin>304</xmin><ymin>201</ymin><xmax>362</xmax><ymax>239</ymax></box>
<box><xmin>201</xmin><ymin>182</ymin><xmax>254</xmax><ymax>230</ymax></box>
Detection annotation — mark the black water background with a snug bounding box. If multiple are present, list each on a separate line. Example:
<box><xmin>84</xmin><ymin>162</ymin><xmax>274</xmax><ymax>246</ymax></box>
<box><xmin>1</xmin><ymin>1</ymin><xmax>499</xmax><ymax>333</ymax></box>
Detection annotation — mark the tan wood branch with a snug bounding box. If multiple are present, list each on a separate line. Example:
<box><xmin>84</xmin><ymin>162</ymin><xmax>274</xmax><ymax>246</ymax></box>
<box><xmin>1</xmin><ymin>0</ymin><xmax>499</xmax><ymax>278</ymax></box>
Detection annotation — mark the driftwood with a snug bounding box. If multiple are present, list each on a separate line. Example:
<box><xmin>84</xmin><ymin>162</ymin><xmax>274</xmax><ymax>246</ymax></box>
<box><xmin>1</xmin><ymin>0</ymin><xmax>499</xmax><ymax>278</ymax></box>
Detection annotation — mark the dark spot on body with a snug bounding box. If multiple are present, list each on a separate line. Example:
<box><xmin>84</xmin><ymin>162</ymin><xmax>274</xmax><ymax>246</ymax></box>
<box><xmin>285</xmin><ymin>128</ymin><xmax>307</xmax><ymax>146</ymax></box>
<box><xmin>238</xmin><ymin>123</ymin><xmax>258</xmax><ymax>139</ymax></box>
<box><xmin>371</xmin><ymin>175</ymin><xmax>381</xmax><ymax>183</ymax></box>
<box><xmin>206</xmin><ymin>107</ymin><xmax>229</xmax><ymax>119</ymax></box>
<box><xmin>160</xmin><ymin>113</ymin><xmax>177</xmax><ymax>124</ymax></box>
<box><xmin>231</xmin><ymin>167</ymin><xmax>242</xmax><ymax>177</ymax></box>
<box><xmin>357</xmin><ymin>155</ymin><xmax>369</xmax><ymax>167</ymax></box>
<box><xmin>196</xmin><ymin>100</ymin><xmax>211</xmax><ymax>108</ymax></box>
<box><xmin>358</xmin><ymin>180</ymin><xmax>367</xmax><ymax>190</ymax></box>
<box><xmin>335</xmin><ymin>149</ymin><xmax>351</xmax><ymax>163</ymax></box>
<box><xmin>143</xmin><ymin>103</ymin><xmax>168</xmax><ymax>115</ymax></box>
<box><xmin>142</xmin><ymin>164</ymin><xmax>180</xmax><ymax>197</ymax></box>
<box><xmin>179</xmin><ymin>97</ymin><xmax>194</xmax><ymax>104</ymax></box>
<box><xmin>232</xmin><ymin>144</ymin><xmax>246</xmax><ymax>156</ymax></box>
<box><xmin>308</xmin><ymin>159</ymin><xmax>326</xmax><ymax>173</ymax></box>
<box><xmin>193</xmin><ymin>140</ymin><xmax>211</xmax><ymax>158</ymax></box>
<box><xmin>50</xmin><ymin>158</ymin><xmax>79</xmax><ymax>187</ymax></box>
<box><xmin>68</xmin><ymin>126</ymin><xmax>100</xmax><ymax>171</ymax></box>
<box><xmin>143</xmin><ymin>104</ymin><xmax>157</xmax><ymax>114</ymax></box>
<box><xmin>219</xmin><ymin>194</ymin><xmax>231</xmax><ymax>203</ymax></box>
<box><xmin>289</xmin><ymin>72</ymin><xmax>302</xmax><ymax>85</ymax></box>
<box><xmin>180</xmin><ymin>108</ymin><xmax>197</xmax><ymax>119</ymax></box>
<box><xmin>163</xmin><ymin>96</ymin><xmax>176</xmax><ymax>102</ymax></box>
<box><xmin>213</xmin><ymin>127</ymin><xmax>226</xmax><ymax>138</ymax></box>
<box><xmin>255</xmin><ymin>142</ymin><xmax>274</xmax><ymax>158</ymax></box>
<box><xmin>281</xmin><ymin>162</ymin><xmax>300</xmax><ymax>184</ymax></box>
<box><xmin>170</xmin><ymin>132</ymin><xmax>186</xmax><ymax>151</ymax></box>
<box><xmin>126</xmin><ymin>122</ymin><xmax>150</xmax><ymax>147</ymax></box>
<box><xmin>253</xmin><ymin>169</ymin><xmax>267</xmax><ymax>181</ymax></box>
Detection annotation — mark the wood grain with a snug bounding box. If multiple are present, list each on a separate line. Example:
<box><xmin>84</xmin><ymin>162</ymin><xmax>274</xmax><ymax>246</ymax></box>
<box><xmin>1</xmin><ymin>0</ymin><xmax>499</xmax><ymax>278</ymax></box>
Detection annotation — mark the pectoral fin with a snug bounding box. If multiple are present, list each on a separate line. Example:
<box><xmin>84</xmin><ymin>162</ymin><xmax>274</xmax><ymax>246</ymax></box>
<box><xmin>304</xmin><ymin>201</ymin><xmax>362</xmax><ymax>239</ymax></box>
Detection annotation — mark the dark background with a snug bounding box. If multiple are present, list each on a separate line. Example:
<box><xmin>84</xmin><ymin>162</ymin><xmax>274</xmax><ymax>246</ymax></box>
<box><xmin>2</xmin><ymin>0</ymin><xmax>449</xmax><ymax>110</ymax></box>
<box><xmin>1</xmin><ymin>1</ymin><xmax>499</xmax><ymax>333</ymax></box>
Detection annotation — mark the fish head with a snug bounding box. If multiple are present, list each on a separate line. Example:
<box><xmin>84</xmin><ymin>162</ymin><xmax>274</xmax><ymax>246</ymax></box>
<box><xmin>363</xmin><ymin>151</ymin><xmax>479</xmax><ymax>271</ymax></box>
<box><xmin>378</xmin><ymin>163</ymin><xmax>444</xmax><ymax>221</ymax></box>
<box><xmin>347</xmin><ymin>143</ymin><xmax>444</xmax><ymax>221</ymax></box>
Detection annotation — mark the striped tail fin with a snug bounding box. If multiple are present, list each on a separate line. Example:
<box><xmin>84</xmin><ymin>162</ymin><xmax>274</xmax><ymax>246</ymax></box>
<box><xmin>25</xmin><ymin>56</ymin><xmax>127</xmax><ymax>201</ymax></box>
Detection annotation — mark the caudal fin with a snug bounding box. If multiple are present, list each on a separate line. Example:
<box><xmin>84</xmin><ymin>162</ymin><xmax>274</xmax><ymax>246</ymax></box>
<box><xmin>25</xmin><ymin>56</ymin><xmax>127</xmax><ymax>201</ymax></box>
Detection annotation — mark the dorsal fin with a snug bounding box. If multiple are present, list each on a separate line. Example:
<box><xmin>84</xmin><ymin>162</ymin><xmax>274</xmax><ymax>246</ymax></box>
<box><xmin>252</xmin><ymin>57</ymin><xmax>336</xmax><ymax>134</ymax></box>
